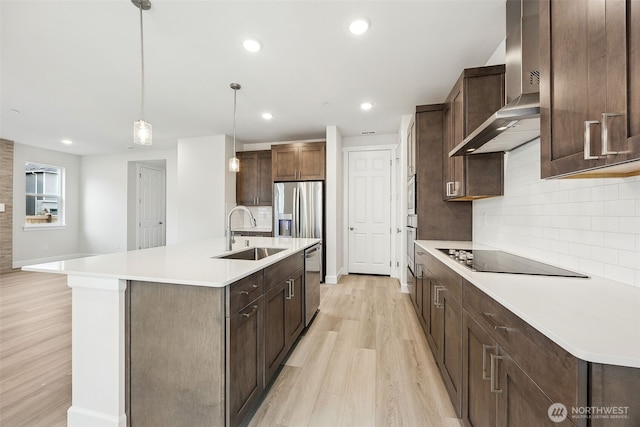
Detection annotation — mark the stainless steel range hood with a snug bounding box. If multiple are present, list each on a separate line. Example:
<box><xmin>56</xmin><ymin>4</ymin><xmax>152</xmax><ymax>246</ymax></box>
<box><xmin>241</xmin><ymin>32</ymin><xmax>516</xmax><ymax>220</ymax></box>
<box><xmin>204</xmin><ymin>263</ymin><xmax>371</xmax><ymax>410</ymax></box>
<box><xmin>450</xmin><ymin>0</ymin><xmax>540</xmax><ymax>156</ymax></box>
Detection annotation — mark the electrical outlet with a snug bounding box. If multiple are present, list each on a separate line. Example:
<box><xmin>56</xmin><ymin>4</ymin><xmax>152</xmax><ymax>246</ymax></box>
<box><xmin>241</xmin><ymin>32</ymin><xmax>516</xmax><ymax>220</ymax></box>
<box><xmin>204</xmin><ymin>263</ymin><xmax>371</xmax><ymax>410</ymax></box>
<box><xmin>0</xmin><ymin>203</ymin><xmax>5</xmax><ymax>212</ymax></box>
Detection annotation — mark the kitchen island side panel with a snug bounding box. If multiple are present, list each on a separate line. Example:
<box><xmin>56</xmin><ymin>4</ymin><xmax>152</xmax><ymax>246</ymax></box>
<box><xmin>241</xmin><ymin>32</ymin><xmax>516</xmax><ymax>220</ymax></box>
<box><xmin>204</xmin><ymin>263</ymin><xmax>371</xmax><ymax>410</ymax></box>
<box><xmin>128</xmin><ymin>281</ymin><xmax>225</xmax><ymax>426</ymax></box>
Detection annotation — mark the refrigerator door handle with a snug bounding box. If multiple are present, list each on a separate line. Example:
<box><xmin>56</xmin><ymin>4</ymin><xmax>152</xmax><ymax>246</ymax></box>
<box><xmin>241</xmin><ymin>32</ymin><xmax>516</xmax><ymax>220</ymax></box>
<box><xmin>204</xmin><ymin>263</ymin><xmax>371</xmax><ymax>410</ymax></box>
<box><xmin>293</xmin><ymin>187</ymin><xmax>298</xmax><ymax>238</ymax></box>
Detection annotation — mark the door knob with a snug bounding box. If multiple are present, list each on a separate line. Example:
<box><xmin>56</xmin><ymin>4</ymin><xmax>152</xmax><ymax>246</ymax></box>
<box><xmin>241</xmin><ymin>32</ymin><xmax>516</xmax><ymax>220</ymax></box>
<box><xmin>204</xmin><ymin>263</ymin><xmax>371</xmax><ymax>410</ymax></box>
<box><xmin>349</xmin><ymin>227</ymin><xmax>354</xmax><ymax>230</ymax></box>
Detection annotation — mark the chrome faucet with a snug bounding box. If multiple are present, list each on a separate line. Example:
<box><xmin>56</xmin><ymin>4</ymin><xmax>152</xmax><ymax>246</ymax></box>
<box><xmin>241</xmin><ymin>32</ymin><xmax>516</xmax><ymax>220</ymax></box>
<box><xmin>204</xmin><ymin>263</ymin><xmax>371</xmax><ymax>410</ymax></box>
<box><xmin>226</xmin><ymin>205</ymin><xmax>257</xmax><ymax>251</ymax></box>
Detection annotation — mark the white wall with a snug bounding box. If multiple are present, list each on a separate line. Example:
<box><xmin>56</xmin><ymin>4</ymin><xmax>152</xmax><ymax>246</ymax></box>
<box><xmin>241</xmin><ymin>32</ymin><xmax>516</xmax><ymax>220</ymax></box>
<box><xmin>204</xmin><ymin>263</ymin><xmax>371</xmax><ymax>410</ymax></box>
<box><xmin>473</xmin><ymin>139</ymin><xmax>640</xmax><ymax>288</ymax></box>
<box><xmin>325</xmin><ymin>126</ymin><xmax>343</xmax><ymax>284</ymax></box>
<box><xmin>343</xmin><ymin>133</ymin><xmax>398</xmax><ymax>148</ymax></box>
<box><xmin>176</xmin><ymin>135</ymin><xmax>235</xmax><ymax>244</ymax></box>
<box><xmin>80</xmin><ymin>148</ymin><xmax>177</xmax><ymax>255</ymax></box>
<box><xmin>12</xmin><ymin>143</ymin><xmax>82</xmax><ymax>267</ymax></box>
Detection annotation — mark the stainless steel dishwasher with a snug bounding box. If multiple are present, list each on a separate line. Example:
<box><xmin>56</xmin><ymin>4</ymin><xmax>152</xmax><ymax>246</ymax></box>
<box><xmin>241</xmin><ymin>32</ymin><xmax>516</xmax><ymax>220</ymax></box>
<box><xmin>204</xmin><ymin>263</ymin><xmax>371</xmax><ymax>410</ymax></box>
<box><xmin>304</xmin><ymin>244</ymin><xmax>321</xmax><ymax>326</ymax></box>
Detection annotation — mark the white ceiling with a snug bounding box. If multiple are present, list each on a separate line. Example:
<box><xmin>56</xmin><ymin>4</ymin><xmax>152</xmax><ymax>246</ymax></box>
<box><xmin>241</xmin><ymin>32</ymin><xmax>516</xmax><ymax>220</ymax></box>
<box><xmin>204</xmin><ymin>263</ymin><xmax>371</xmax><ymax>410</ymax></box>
<box><xmin>1</xmin><ymin>0</ymin><xmax>506</xmax><ymax>156</ymax></box>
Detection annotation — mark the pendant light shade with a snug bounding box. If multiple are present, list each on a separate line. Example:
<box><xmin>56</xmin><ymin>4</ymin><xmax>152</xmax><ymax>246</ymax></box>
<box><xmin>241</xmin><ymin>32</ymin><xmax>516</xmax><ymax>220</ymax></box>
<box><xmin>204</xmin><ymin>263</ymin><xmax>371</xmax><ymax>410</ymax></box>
<box><xmin>229</xmin><ymin>83</ymin><xmax>241</xmax><ymax>173</ymax></box>
<box><xmin>132</xmin><ymin>0</ymin><xmax>152</xmax><ymax>145</ymax></box>
<box><xmin>133</xmin><ymin>120</ymin><xmax>152</xmax><ymax>145</ymax></box>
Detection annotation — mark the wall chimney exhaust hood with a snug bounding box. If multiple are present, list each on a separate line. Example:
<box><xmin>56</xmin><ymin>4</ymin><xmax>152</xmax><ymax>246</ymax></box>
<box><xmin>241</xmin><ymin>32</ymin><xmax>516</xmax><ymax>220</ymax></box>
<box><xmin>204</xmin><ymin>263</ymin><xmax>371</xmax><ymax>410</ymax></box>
<box><xmin>450</xmin><ymin>0</ymin><xmax>540</xmax><ymax>157</ymax></box>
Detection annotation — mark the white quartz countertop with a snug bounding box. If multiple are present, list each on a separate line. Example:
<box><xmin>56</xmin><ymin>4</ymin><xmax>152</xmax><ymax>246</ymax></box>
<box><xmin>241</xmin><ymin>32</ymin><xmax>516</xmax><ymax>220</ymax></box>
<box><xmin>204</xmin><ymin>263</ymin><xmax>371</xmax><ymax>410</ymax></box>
<box><xmin>23</xmin><ymin>237</ymin><xmax>320</xmax><ymax>288</ymax></box>
<box><xmin>416</xmin><ymin>240</ymin><xmax>640</xmax><ymax>368</ymax></box>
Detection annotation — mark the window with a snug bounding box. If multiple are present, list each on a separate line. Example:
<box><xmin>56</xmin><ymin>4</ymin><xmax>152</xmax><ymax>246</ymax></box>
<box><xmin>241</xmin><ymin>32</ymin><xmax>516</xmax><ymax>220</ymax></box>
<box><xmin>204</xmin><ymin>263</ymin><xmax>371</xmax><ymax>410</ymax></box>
<box><xmin>25</xmin><ymin>162</ymin><xmax>64</xmax><ymax>226</ymax></box>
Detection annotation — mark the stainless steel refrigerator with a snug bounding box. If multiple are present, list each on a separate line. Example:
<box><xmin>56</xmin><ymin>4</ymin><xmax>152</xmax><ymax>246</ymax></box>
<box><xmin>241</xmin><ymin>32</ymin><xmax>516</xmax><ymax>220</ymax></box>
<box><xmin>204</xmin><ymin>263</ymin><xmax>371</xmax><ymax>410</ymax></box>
<box><xmin>274</xmin><ymin>181</ymin><xmax>324</xmax><ymax>282</ymax></box>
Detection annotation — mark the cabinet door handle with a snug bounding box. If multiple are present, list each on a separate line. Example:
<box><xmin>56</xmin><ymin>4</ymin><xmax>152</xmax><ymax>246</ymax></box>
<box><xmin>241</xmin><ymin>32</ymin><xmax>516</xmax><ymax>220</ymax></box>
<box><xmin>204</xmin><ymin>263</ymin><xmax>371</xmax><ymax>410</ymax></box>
<box><xmin>285</xmin><ymin>279</ymin><xmax>293</xmax><ymax>299</ymax></box>
<box><xmin>242</xmin><ymin>304</ymin><xmax>259</xmax><ymax>318</ymax></box>
<box><xmin>584</xmin><ymin>120</ymin><xmax>603</xmax><ymax>160</ymax></box>
<box><xmin>482</xmin><ymin>344</ymin><xmax>497</xmax><ymax>380</ymax></box>
<box><xmin>434</xmin><ymin>285</ymin><xmax>445</xmax><ymax>308</ymax></box>
<box><xmin>490</xmin><ymin>353</ymin><xmax>503</xmax><ymax>393</ymax></box>
<box><xmin>601</xmin><ymin>113</ymin><xmax>621</xmax><ymax>155</ymax></box>
<box><xmin>482</xmin><ymin>312</ymin><xmax>509</xmax><ymax>332</ymax></box>
<box><xmin>239</xmin><ymin>284</ymin><xmax>260</xmax><ymax>296</ymax></box>
<box><xmin>290</xmin><ymin>279</ymin><xmax>295</xmax><ymax>298</ymax></box>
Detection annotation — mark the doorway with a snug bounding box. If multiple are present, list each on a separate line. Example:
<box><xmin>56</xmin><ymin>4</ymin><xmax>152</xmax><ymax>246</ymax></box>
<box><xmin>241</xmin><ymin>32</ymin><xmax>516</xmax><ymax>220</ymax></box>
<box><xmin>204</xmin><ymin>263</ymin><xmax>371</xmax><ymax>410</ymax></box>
<box><xmin>128</xmin><ymin>160</ymin><xmax>166</xmax><ymax>250</ymax></box>
<box><xmin>347</xmin><ymin>149</ymin><xmax>391</xmax><ymax>275</ymax></box>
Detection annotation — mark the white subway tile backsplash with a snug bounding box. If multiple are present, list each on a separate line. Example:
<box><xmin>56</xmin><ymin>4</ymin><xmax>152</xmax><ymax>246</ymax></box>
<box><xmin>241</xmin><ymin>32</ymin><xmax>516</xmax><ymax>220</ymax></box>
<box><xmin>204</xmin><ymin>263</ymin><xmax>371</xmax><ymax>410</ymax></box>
<box><xmin>474</xmin><ymin>139</ymin><xmax>640</xmax><ymax>288</ymax></box>
<box><xmin>603</xmin><ymin>232</ymin><xmax>636</xmax><ymax>251</ymax></box>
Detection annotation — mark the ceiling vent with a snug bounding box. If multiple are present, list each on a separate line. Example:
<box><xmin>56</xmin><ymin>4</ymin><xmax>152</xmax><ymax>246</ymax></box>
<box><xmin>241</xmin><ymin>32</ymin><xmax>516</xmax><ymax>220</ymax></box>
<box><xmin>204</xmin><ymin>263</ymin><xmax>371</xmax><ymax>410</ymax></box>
<box><xmin>361</xmin><ymin>130</ymin><xmax>376</xmax><ymax>135</ymax></box>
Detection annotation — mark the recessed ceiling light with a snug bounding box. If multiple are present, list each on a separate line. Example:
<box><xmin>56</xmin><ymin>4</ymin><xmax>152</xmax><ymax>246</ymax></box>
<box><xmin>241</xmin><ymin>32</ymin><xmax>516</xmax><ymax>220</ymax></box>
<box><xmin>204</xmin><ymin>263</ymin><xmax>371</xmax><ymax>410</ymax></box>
<box><xmin>61</xmin><ymin>139</ymin><xmax>73</xmax><ymax>145</ymax></box>
<box><xmin>10</xmin><ymin>108</ymin><xmax>20</xmax><ymax>114</ymax></box>
<box><xmin>360</xmin><ymin>102</ymin><xmax>373</xmax><ymax>111</ymax></box>
<box><xmin>243</xmin><ymin>39</ymin><xmax>261</xmax><ymax>53</ymax></box>
<box><xmin>262</xmin><ymin>112</ymin><xmax>273</xmax><ymax>120</ymax></box>
<box><xmin>349</xmin><ymin>18</ymin><xmax>370</xmax><ymax>35</ymax></box>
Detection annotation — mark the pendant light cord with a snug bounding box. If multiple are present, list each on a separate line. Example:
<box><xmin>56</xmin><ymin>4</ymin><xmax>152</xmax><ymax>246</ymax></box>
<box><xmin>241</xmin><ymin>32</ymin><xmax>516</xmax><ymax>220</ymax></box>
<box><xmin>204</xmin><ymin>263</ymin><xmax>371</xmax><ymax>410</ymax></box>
<box><xmin>139</xmin><ymin>3</ymin><xmax>145</xmax><ymax>121</ymax></box>
<box><xmin>232</xmin><ymin>87</ymin><xmax>237</xmax><ymax>155</ymax></box>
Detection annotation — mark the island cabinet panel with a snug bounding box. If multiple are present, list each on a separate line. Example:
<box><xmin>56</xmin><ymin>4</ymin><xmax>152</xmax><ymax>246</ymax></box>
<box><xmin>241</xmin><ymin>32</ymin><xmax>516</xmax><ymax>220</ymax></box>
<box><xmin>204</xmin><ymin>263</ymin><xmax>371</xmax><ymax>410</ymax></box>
<box><xmin>284</xmin><ymin>268</ymin><xmax>305</xmax><ymax>345</ymax></box>
<box><xmin>127</xmin><ymin>248</ymin><xmax>311</xmax><ymax>427</ymax></box>
<box><xmin>272</xmin><ymin>141</ymin><xmax>326</xmax><ymax>182</ymax></box>
<box><xmin>263</xmin><ymin>252</ymin><xmax>305</xmax><ymax>384</ymax></box>
<box><xmin>236</xmin><ymin>151</ymin><xmax>272</xmax><ymax>206</ymax></box>
<box><xmin>128</xmin><ymin>281</ymin><xmax>226</xmax><ymax>427</ymax></box>
<box><xmin>540</xmin><ymin>0</ymin><xmax>640</xmax><ymax>178</ymax></box>
<box><xmin>226</xmin><ymin>295</ymin><xmax>264</xmax><ymax>427</ymax></box>
<box><xmin>264</xmin><ymin>282</ymin><xmax>287</xmax><ymax>383</ymax></box>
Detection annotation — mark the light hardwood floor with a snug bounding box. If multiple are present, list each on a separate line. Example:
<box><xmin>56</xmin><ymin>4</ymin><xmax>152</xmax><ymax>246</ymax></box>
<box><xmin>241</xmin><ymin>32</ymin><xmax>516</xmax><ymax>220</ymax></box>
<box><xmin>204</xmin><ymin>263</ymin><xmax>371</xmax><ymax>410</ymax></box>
<box><xmin>0</xmin><ymin>271</ymin><xmax>460</xmax><ymax>427</ymax></box>
<box><xmin>249</xmin><ymin>274</ymin><xmax>462</xmax><ymax>427</ymax></box>
<box><xmin>0</xmin><ymin>270</ymin><xmax>71</xmax><ymax>427</ymax></box>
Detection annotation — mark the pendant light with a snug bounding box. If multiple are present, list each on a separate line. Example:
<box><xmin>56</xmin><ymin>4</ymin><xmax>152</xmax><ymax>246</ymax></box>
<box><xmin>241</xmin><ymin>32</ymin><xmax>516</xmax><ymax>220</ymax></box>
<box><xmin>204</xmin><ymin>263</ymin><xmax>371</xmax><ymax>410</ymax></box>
<box><xmin>132</xmin><ymin>0</ymin><xmax>152</xmax><ymax>145</ymax></box>
<box><xmin>229</xmin><ymin>83</ymin><xmax>241</xmax><ymax>172</ymax></box>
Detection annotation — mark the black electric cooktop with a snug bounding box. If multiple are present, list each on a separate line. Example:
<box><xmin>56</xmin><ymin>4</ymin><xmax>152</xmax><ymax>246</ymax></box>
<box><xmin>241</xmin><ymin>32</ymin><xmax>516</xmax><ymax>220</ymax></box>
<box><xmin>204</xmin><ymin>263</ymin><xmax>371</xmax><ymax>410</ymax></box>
<box><xmin>437</xmin><ymin>248</ymin><xmax>589</xmax><ymax>278</ymax></box>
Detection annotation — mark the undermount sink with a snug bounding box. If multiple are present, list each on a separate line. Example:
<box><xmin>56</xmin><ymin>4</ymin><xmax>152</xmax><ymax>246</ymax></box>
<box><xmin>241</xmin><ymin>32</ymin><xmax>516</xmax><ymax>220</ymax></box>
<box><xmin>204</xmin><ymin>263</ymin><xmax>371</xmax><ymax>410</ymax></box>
<box><xmin>215</xmin><ymin>247</ymin><xmax>286</xmax><ymax>261</ymax></box>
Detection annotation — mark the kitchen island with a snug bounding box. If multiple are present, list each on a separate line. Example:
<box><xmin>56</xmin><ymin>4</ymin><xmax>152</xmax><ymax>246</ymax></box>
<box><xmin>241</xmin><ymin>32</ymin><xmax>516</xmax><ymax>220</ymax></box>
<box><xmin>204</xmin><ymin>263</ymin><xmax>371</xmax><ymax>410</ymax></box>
<box><xmin>23</xmin><ymin>236</ymin><xmax>320</xmax><ymax>427</ymax></box>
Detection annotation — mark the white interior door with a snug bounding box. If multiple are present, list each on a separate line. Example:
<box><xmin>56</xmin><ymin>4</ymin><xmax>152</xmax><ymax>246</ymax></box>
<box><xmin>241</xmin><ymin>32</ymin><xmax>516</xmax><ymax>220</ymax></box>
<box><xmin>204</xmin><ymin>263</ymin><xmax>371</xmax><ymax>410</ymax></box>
<box><xmin>348</xmin><ymin>150</ymin><xmax>391</xmax><ymax>275</ymax></box>
<box><xmin>137</xmin><ymin>165</ymin><xmax>166</xmax><ymax>249</ymax></box>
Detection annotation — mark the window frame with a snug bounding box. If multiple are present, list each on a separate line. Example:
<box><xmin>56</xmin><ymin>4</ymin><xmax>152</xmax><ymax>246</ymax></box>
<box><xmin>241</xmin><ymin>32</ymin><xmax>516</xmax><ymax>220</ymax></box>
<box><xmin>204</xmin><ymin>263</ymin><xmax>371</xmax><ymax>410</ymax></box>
<box><xmin>24</xmin><ymin>162</ymin><xmax>66</xmax><ymax>229</ymax></box>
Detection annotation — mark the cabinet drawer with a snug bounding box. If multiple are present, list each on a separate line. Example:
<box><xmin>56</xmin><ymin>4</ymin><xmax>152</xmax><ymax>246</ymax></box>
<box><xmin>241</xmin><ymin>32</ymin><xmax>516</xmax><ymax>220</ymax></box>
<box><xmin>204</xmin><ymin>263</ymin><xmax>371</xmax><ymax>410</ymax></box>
<box><xmin>463</xmin><ymin>281</ymin><xmax>585</xmax><ymax>414</ymax></box>
<box><xmin>264</xmin><ymin>251</ymin><xmax>304</xmax><ymax>291</ymax></box>
<box><xmin>426</xmin><ymin>252</ymin><xmax>462</xmax><ymax>302</ymax></box>
<box><xmin>226</xmin><ymin>271</ymin><xmax>264</xmax><ymax>316</ymax></box>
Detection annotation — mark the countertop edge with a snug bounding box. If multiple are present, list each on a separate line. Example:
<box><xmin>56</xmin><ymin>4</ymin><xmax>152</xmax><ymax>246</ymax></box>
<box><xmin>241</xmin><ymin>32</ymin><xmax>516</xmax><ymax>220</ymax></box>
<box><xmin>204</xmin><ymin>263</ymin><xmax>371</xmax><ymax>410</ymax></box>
<box><xmin>22</xmin><ymin>238</ymin><xmax>321</xmax><ymax>288</ymax></box>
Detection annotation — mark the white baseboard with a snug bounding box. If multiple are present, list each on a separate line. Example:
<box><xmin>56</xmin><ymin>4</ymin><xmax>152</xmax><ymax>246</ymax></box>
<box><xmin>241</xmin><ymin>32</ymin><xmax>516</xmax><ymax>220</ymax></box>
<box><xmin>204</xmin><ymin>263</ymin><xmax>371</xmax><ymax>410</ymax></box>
<box><xmin>13</xmin><ymin>253</ymin><xmax>90</xmax><ymax>269</ymax></box>
<box><xmin>400</xmin><ymin>282</ymin><xmax>409</xmax><ymax>293</ymax></box>
<box><xmin>324</xmin><ymin>267</ymin><xmax>344</xmax><ymax>285</ymax></box>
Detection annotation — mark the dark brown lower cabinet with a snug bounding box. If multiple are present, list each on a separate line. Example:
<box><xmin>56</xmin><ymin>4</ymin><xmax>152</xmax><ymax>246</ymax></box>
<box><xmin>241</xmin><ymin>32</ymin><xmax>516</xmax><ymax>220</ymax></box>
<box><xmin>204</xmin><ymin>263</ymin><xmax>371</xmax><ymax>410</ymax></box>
<box><xmin>226</xmin><ymin>295</ymin><xmax>264</xmax><ymax>427</ymax></box>
<box><xmin>440</xmin><ymin>287</ymin><xmax>462</xmax><ymax>417</ymax></box>
<box><xmin>285</xmin><ymin>268</ymin><xmax>305</xmax><ymax>345</ymax></box>
<box><xmin>264</xmin><ymin>282</ymin><xmax>287</xmax><ymax>383</ymax></box>
<box><xmin>264</xmin><ymin>266</ymin><xmax>305</xmax><ymax>385</ymax></box>
<box><xmin>497</xmin><ymin>349</ymin><xmax>574</xmax><ymax>427</ymax></box>
<box><xmin>462</xmin><ymin>311</ymin><xmax>498</xmax><ymax>427</ymax></box>
<box><xmin>424</xmin><ymin>271</ymin><xmax>462</xmax><ymax>417</ymax></box>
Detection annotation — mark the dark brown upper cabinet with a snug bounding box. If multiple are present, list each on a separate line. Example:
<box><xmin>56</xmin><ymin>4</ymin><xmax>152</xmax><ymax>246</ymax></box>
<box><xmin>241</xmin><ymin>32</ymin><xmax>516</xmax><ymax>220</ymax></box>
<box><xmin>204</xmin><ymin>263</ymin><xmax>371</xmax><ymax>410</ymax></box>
<box><xmin>443</xmin><ymin>65</ymin><xmax>505</xmax><ymax>201</ymax></box>
<box><xmin>236</xmin><ymin>150</ymin><xmax>272</xmax><ymax>206</ymax></box>
<box><xmin>271</xmin><ymin>141</ymin><xmax>325</xmax><ymax>182</ymax></box>
<box><xmin>540</xmin><ymin>0</ymin><xmax>640</xmax><ymax>178</ymax></box>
